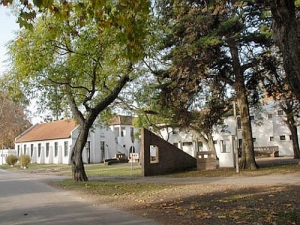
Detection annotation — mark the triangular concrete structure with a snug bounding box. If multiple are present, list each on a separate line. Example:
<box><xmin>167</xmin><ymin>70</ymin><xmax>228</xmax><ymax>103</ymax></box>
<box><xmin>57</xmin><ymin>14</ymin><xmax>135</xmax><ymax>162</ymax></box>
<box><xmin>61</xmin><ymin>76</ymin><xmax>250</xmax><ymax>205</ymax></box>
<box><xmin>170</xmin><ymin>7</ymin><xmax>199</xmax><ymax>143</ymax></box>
<box><xmin>140</xmin><ymin>128</ymin><xmax>197</xmax><ymax>176</ymax></box>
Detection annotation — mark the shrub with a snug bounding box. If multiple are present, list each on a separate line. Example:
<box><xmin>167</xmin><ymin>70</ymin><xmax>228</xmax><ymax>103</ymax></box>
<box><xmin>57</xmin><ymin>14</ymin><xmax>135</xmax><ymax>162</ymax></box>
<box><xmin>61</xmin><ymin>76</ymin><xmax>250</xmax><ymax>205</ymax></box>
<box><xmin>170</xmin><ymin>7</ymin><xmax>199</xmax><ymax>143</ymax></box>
<box><xmin>6</xmin><ymin>155</ymin><xmax>18</xmax><ymax>166</ymax></box>
<box><xmin>19</xmin><ymin>155</ymin><xmax>31</xmax><ymax>168</ymax></box>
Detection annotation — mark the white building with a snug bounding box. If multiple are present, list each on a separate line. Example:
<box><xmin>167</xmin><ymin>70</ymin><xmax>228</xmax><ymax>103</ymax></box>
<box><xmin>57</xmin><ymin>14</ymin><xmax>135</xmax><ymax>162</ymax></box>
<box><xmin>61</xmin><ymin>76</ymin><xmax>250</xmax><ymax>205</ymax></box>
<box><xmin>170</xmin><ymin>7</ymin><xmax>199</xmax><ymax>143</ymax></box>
<box><xmin>14</xmin><ymin>116</ymin><xmax>140</xmax><ymax>165</ymax></box>
<box><xmin>158</xmin><ymin>100</ymin><xmax>299</xmax><ymax>168</ymax></box>
<box><xmin>159</xmin><ymin>127</ymin><xmax>236</xmax><ymax>168</ymax></box>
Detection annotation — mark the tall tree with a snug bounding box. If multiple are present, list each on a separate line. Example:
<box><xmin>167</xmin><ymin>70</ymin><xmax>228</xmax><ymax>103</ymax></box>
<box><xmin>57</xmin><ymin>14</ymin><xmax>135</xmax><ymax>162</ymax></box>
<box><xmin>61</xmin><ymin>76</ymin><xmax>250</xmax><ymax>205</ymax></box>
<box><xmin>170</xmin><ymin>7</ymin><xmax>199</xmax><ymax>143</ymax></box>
<box><xmin>153</xmin><ymin>0</ymin><xmax>274</xmax><ymax>169</ymax></box>
<box><xmin>6</xmin><ymin>1</ymin><xmax>150</xmax><ymax>181</ymax></box>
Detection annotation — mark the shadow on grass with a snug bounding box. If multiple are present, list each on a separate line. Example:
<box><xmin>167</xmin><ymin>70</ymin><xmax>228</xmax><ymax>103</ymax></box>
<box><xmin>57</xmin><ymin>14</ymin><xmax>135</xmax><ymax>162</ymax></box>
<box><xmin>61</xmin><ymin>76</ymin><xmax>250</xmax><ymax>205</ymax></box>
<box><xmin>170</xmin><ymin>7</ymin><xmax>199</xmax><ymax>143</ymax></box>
<box><xmin>122</xmin><ymin>185</ymin><xmax>300</xmax><ymax>225</ymax></box>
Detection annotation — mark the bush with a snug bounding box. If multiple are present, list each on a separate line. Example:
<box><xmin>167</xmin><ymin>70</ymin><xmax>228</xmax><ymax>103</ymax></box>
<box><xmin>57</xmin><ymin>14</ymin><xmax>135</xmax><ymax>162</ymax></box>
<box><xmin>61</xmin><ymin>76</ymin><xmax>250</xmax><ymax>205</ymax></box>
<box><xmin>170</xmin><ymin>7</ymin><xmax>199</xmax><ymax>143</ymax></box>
<box><xmin>19</xmin><ymin>155</ymin><xmax>31</xmax><ymax>168</ymax></box>
<box><xmin>6</xmin><ymin>155</ymin><xmax>18</xmax><ymax>166</ymax></box>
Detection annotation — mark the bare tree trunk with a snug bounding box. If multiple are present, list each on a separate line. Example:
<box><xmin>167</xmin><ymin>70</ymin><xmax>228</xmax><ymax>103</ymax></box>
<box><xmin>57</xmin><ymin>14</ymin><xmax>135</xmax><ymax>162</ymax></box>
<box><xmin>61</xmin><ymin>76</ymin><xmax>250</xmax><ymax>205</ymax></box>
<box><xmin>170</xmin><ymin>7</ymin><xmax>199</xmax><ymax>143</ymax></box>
<box><xmin>270</xmin><ymin>0</ymin><xmax>300</xmax><ymax>101</ymax></box>
<box><xmin>236</xmin><ymin>89</ymin><xmax>257</xmax><ymax>169</ymax></box>
<box><xmin>207</xmin><ymin>133</ymin><xmax>218</xmax><ymax>159</ymax></box>
<box><xmin>229</xmin><ymin>41</ymin><xmax>257</xmax><ymax>170</ymax></box>
<box><xmin>71</xmin><ymin>124</ymin><xmax>90</xmax><ymax>181</ymax></box>
<box><xmin>290</xmin><ymin>124</ymin><xmax>300</xmax><ymax>159</ymax></box>
<box><xmin>286</xmin><ymin>122</ymin><xmax>300</xmax><ymax>159</ymax></box>
<box><xmin>65</xmin><ymin>69</ymin><xmax>131</xmax><ymax>182</ymax></box>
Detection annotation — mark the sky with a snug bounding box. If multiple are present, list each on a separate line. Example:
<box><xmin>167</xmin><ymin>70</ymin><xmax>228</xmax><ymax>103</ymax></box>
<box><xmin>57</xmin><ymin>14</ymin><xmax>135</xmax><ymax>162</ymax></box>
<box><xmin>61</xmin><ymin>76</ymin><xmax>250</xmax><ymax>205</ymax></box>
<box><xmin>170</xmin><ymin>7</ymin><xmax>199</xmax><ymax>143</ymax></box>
<box><xmin>0</xmin><ymin>7</ymin><xmax>43</xmax><ymax>124</ymax></box>
<box><xmin>0</xmin><ymin>6</ymin><xmax>19</xmax><ymax>75</ymax></box>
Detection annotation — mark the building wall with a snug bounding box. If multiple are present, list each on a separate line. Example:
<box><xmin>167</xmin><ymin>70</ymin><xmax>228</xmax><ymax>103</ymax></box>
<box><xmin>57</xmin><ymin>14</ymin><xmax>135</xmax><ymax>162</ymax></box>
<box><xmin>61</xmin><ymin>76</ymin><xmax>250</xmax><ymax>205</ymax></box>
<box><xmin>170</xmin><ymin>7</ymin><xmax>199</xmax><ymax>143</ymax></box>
<box><xmin>15</xmin><ymin>138</ymin><xmax>73</xmax><ymax>164</ymax></box>
<box><xmin>159</xmin><ymin>128</ymin><xmax>236</xmax><ymax>168</ymax></box>
<box><xmin>157</xmin><ymin>100</ymin><xmax>299</xmax><ymax>167</ymax></box>
<box><xmin>15</xmin><ymin>124</ymin><xmax>140</xmax><ymax>165</ymax></box>
<box><xmin>249</xmin><ymin>101</ymin><xmax>296</xmax><ymax>156</ymax></box>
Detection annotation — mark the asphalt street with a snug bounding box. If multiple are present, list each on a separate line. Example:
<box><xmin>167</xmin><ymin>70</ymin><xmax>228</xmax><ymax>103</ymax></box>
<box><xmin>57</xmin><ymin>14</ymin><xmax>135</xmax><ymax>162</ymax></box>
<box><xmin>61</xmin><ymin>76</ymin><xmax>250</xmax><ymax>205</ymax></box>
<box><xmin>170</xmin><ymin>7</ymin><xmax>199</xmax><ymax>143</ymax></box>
<box><xmin>0</xmin><ymin>169</ymin><xmax>161</xmax><ymax>225</ymax></box>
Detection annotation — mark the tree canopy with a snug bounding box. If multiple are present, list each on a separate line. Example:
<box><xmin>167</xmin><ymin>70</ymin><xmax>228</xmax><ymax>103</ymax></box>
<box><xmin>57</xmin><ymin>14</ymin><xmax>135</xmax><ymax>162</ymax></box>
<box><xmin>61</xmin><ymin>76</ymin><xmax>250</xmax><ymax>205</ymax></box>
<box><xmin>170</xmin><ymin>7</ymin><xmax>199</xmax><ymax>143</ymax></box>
<box><xmin>2</xmin><ymin>0</ymin><xmax>300</xmax><ymax>175</ymax></box>
<box><xmin>6</xmin><ymin>0</ymin><xmax>151</xmax><ymax>181</ymax></box>
<box><xmin>0</xmin><ymin>88</ymin><xmax>31</xmax><ymax>149</ymax></box>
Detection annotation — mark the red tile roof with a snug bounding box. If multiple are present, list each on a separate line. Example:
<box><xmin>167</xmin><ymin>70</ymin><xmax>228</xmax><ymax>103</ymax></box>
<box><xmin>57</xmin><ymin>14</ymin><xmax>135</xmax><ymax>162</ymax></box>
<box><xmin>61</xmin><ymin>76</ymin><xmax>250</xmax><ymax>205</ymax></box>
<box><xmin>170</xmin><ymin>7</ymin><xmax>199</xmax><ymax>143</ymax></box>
<box><xmin>15</xmin><ymin>119</ymin><xmax>78</xmax><ymax>143</ymax></box>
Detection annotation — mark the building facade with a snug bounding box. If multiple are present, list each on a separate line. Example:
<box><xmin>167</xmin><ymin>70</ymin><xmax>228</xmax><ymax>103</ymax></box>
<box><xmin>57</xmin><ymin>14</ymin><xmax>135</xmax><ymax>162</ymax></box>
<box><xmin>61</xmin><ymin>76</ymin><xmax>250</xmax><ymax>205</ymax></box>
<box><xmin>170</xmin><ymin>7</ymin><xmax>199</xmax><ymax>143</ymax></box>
<box><xmin>14</xmin><ymin>116</ymin><xmax>140</xmax><ymax>165</ymax></box>
<box><xmin>158</xmin><ymin>100</ymin><xmax>299</xmax><ymax>168</ymax></box>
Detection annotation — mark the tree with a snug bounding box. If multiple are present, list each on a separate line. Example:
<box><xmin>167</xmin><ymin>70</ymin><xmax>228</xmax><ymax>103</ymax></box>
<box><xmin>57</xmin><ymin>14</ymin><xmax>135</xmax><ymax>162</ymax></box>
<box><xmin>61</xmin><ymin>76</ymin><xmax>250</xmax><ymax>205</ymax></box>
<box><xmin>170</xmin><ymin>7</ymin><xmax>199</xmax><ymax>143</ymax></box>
<box><xmin>269</xmin><ymin>0</ymin><xmax>300</xmax><ymax>101</ymax></box>
<box><xmin>151</xmin><ymin>0</ymin><xmax>275</xmax><ymax>169</ymax></box>
<box><xmin>0</xmin><ymin>89</ymin><xmax>31</xmax><ymax>148</ymax></box>
<box><xmin>6</xmin><ymin>1</ymin><xmax>150</xmax><ymax>181</ymax></box>
<box><xmin>261</xmin><ymin>50</ymin><xmax>300</xmax><ymax>159</ymax></box>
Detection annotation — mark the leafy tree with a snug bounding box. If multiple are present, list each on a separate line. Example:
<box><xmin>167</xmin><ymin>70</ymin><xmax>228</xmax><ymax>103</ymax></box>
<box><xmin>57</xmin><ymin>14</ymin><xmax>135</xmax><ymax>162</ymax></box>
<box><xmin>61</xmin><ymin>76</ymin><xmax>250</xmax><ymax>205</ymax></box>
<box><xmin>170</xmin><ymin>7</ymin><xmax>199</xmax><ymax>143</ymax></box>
<box><xmin>151</xmin><ymin>0</ymin><xmax>275</xmax><ymax>169</ymax></box>
<box><xmin>0</xmin><ymin>89</ymin><xmax>31</xmax><ymax>149</ymax></box>
<box><xmin>6</xmin><ymin>1</ymin><xmax>150</xmax><ymax>181</ymax></box>
<box><xmin>134</xmin><ymin>75</ymin><xmax>231</xmax><ymax>158</ymax></box>
<box><xmin>269</xmin><ymin>0</ymin><xmax>300</xmax><ymax>101</ymax></box>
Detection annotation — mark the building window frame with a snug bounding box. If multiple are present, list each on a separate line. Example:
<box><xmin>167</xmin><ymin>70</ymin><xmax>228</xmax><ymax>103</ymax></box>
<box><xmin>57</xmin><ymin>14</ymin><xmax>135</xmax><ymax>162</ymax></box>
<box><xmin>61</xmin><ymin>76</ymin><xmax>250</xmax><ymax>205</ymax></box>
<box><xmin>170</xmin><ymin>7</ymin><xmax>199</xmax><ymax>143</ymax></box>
<box><xmin>280</xmin><ymin>135</ymin><xmax>286</xmax><ymax>141</ymax></box>
<box><xmin>64</xmin><ymin>141</ymin><xmax>68</xmax><ymax>157</ymax></box>
<box><xmin>46</xmin><ymin>143</ymin><xmax>50</xmax><ymax>157</ymax></box>
<box><xmin>54</xmin><ymin>142</ymin><xmax>58</xmax><ymax>157</ymax></box>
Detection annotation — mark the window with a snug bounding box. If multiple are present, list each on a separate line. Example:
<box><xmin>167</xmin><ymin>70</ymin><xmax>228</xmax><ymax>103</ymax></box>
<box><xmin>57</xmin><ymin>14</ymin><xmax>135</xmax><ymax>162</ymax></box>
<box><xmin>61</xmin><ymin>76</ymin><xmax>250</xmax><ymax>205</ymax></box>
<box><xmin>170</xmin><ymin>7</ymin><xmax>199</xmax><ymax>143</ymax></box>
<box><xmin>121</xmin><ymin>127</ymin><xmax>126</xmax><ymax>137</ymax></box>
<box><xmin>268</xmin><ymin>114</ymin><xmax>272</xmax><ymax>119</ymax></box>
<box><xmin>221</xmin><ymin>140</ymin><xmax>230</xmax><ymax>153</ymax></box>
<box><xmin>64</xmin><ymin>141</ymin><xmax>68</xmax><ymax>157</ymax></box>
<box><xmin>38</xmin><ymin>143</ymin><xmax>41</xmax><ymax>157</ymax></box>
<box><xmin>183</xmin><ymin>142</ymin><xmax>193</xmax><ymax>146</ymax></box>
<box><xmin>30</xmin><ymin>144</ymin><xmax>34</xmax><ymax>157</ymax></box>
<box><xmin>17</xmin><ymin>145</ymin><xmax>20</xmax><ymax>156</ymax></box>
<box><xmin>130</xmin><ymin>127</ymin><xmax>134</xmax><ymax>142</ymax></box>
<box><xmin>150</xmin><ymin>145</ymin><xmax>159</xmax><ymax>163</ymax></box>
<box><xmin>46</xmin><ymin>143</ymin><xmax>49</xmax><ymax>157</ymax></box>
<box><xmin>270</xmin><ymin>136</ymin><xmax>274</xmax><ymax>141</ymax></box>
<box><xmin>198</xmin><ymin>141</ymin><xmax>203</xmax><ymax>152</ymax></box>
<box><xmin>23</xmin><ymin>144</ymin><xmax>27</xmax><ymax>155</ymax></box>
<box><xmin>280</xmin><ymin>135</ymin><xmax>286</xmax><ymax>141</ymax></box>
<box><xmin>278</xmin><ymin>110</ymin><xmax>284</xmax><ymax>115</ymax></box>
<box><xmin>54</xmin><ymin>142</ymin><xmax>58</xmax><ymax>157</ymax></box>
<box><xmin>129</xmin><ymin>146</ymin><xmax>135</xmax><ymax>153</ymax></box>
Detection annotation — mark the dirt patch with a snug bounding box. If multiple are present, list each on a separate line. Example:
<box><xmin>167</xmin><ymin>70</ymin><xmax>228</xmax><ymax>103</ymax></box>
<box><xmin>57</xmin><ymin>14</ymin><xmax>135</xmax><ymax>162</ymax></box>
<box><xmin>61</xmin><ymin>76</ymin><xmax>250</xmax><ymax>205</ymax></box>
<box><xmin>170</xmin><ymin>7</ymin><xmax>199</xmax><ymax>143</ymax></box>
<box><xmin>103</xmin><ymin>182</ymin><xmax>300</xmax><ymax>225</ymax></box>
<box><xmin>91</xmin><ymin>158</ymin><xmax>300</xmax><ymax>225</ymax></box>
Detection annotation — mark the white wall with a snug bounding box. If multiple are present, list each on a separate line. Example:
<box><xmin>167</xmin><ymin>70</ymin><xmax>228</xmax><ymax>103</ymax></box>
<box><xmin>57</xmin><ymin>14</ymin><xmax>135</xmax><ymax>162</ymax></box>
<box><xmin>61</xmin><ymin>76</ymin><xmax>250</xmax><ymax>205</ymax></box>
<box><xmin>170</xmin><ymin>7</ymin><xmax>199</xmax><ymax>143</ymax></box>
<box><xmin>0</xmin><ymin>149</ymin><xmax>16</xmax><ymax>165</ymax></box>
<box><xmin>16</xmin><ymin>138</ymin><xmax>73</xmax><ymax>165</ymax></box>
<box><xmin>81</xmin><ymin>125</ymin><xmax>140</xmax><ymax>163</ymax></box>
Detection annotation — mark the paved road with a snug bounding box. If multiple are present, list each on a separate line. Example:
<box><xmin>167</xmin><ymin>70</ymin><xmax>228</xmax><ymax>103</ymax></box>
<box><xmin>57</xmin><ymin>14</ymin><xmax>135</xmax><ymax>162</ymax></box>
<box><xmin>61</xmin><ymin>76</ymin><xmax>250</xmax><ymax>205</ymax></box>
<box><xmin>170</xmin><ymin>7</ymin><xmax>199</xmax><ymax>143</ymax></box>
<box><xmin>0</xmin><ymin>169</ymin><xmax>161</xmax><ymax>225</ymax></box>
